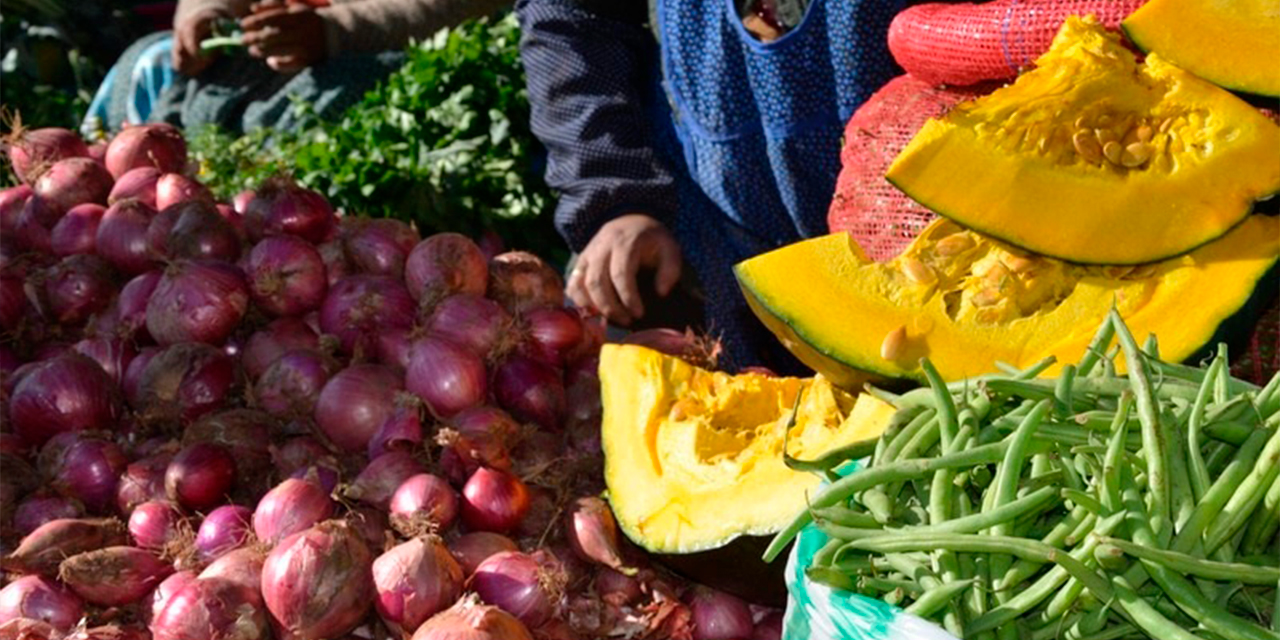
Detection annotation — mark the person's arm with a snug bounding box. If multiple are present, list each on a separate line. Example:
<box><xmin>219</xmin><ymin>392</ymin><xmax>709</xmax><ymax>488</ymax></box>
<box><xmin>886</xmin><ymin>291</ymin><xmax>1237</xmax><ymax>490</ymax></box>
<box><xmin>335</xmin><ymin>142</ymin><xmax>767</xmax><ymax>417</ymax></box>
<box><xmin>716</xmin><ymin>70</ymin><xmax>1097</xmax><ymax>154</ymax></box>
<box><xmin>316</xmin><ymin>0</ymin><xmax>511</xmax><ymax>57</ymax></box>
<box><xmin>518</xmin><ymin>0</ymin><xmax>683</xmax><ymax>325</ymax></box>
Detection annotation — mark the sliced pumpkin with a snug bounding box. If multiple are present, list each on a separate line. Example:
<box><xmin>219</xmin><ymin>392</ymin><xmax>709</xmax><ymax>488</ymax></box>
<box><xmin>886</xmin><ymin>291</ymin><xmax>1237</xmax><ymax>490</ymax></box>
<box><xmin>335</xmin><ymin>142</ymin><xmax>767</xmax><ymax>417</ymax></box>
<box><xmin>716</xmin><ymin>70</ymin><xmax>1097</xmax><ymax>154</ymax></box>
<box><xmin>736</xmin><ymin>214</ymin><xmax>1280</xmax><ymax>385</ymax></box>
<box><xmin>885</xmin><ymin>16</ymin><xmax>1280</xmax><ymax>265</ymax></box>
<box><xmin>1124</xmin><ymin>0</ymin><xmax>1280</xmax><ymax>98</ymax></box>
<box><xmin>599</xmin><ymin>344</ymin><xmax>895</xmax><ymax>554</ymax></box>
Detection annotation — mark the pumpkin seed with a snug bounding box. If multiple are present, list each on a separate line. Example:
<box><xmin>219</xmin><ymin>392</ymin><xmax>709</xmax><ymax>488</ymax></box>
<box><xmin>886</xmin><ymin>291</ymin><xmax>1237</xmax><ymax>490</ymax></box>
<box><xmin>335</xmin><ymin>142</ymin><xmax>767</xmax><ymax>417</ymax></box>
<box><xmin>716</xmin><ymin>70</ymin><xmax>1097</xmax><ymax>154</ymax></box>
<box><xmin>1073</xmin><ymin>115</ymin><xmax>1089</xmax><ymax>130</ymax></box>
<box><xmin>1121</xmin><ymin>142</ymin><xmax>1152</xmax><ymax>168</ymax></box>
<box><xmin>1097</xmin><ymin>113</ymin><xmax>1113</xmax><ymax>127</ymax></box>
<box><xmin>1135</xmin><ymin>125</ymin><xmax>1154</xmax><ymax>143</ymax></box>
<box><xmin>1104</xmin><ymin>265</ymin><xmax>1135</xmax><ymax>279</ymax></box>
<box><xmin>984</xmin><ymin>261</ymin><xmax>1011</xmax><ymax>285</ymax></box>
<box><xmin>1004</xmin><ymin>254</ymin><xmax>1038</xmax><ymax>274</ymax></box>
<box><xmin>1126</xmin><ymin>264</ymin><xmax>1157</xmax><ymax>279</ymax></box>
<box><xmin>1072</xmin><ymin>131</ymin><xmax>1103</xmax><ymax>164</ymax></box>
<box><xmin>936</xmin><ymin>234</ymin><xmax>976</xmax><ymax>256</ymax></box>
<box><xmin>900</xmin><ymin>257</ymin><xmax>937</xmax><ymax>285</ymax></box>
<box><xmin>1158</xmin><ymin>116</ymin><xmax>1175</xmax><ymax>133</ymax></box>
<box><xmin>972</xmin><ymin>288</ymin><xmax>1003</xmax><ymax>307</ymax></box>
<box><xmin>1102</xmin><ymin>141</ymin><xmax>1124</xmax><ymax>165</ymax></box>
<box><xmin>880</xmin><ymin>326</ymin><xmax>908</xmax><ymax>361</ymax></box>
<box><xmin>1095</xmin><ymin>128</ymin><xmax>1119</xmax><ymax>146</ymax></box>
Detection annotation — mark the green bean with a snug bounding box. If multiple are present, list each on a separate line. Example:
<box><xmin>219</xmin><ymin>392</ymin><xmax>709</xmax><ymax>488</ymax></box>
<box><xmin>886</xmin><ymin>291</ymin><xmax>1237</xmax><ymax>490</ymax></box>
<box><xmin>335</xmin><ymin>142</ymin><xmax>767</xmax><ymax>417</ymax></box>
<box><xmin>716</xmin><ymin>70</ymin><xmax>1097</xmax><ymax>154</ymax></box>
<box><xmin>872</xmin><ymin>405</ymin><xmax>928</xmax><ymax>465</ymax></box>
<box><xmin>858</xmin><ymin>575</ymin><xmax>923</xmax><ymax>595</ymax></box>
<box><xmin>1205</xmin><ymin>421</ymin><xmax>1258</xmax><ymax>446</ymax></box>
<box><xmin>1102</xmin><ymin>394</ymin><xmax>1134</xmax><ymax>512</ymax></box>
<box><xmin>1240</xmin><ymin>474</ymin><xmax>1280</xmax><ymax>556</ymax></box>
<box><xmin>1076</xmin><ymin>314</ymin><xmax>1115</xmax><ymax>377</ymax></box>
<box><xmin>858</xmin><ymin>488</ymin><xmax>896</xmax><ymax>524</ymax></box>
<box><xmin>1055</xmin><ymin>364</ymin><xmax>1079</xmax><ymax>419</ymax></box>
<box><xmin>763</xmin><ymin>436</ymin><xmax>1054</xmax><ymax>562</ymax></box>
<box><xmin>1063</xmin><ymin>488</ymin><xmax>1109</xmax><ymax>517</ymax></box>
<box><xmin>1213</xmin><ymin>344</ymin><xmax>1230</xmax><ymax>404</ymax></box>
<box><xmin>1257</xmin><ymin>370</ymin><xmax>1280</xmax><ymax>418</ymax></box>
<box><xmin>1110</xmin><ymin>309</ymin><xmax>1172</xmax><ymax>539</ymax></box>
<box><xmin>806</xmin><ymin>566</ymin><xmax>860</xmax><ymax>591</ymax></box>
<box><xmin>1204</xmin><ymin>418</ymin><xmax>1280</xmax><ymax>555</ymax></box>
<box><xmin>1206</xmin><ymin>395</ymin><xmax>1260</xmax><ymax>426</ymax></box>
<box><xmin>809</xmin><ymin>506</ymin><xmax>881</xmax><ymax>529</ymax></box>
<box><xmin>1001</xmin><ymin>507</ymin><xmax>1094</xmax><ymax>589</ymax></box>
<box><xmin>989</xmin><ymin>400</ymin><xmax>1053</xmax><ymax>603</ymax></box>
<box><xmin>985</xmin><ymin>376</ymin><xmax>1201</xmax><ymax>403</ymax></box>
<box><xmin>1148</xmin><ymin>358</ymin><xmax>1260</xmax><ymax>395</ymax></box>
<box><xmin>1094</xmin><ymin>536</ymin><xmax>1280</xmax><ymax>585</ymax></box>
<box><xmin>1110</xmin><ymin>574</ymin><xmax>1203</xmax><ymax>640</ymax></box>
<box><xmin>1189</xmin><ymin>355</ymin><xmax>1229</xmax><ymax>500</ymax></box>
<box><xmin>1204</xmin><ymin>441</ymin><xmax>1237</xmax><ymax>477</ymax></box>
<box><xmin>1166</xmin><ymin>411</ymin><xmax>1197</xmax><ymax>532</ymax></box>
<box><xmin>907</xmin><ymin>579</ymin><xmax>978</xmax><ymax>619</ymax></box>
<box><xmin>875</xmin><ymin>408</ymin><xmax>936</xmax><ymax>466</ymax></box>
<box><xmin>811</xmin><ymin>537</ymin><xmax>844</xmax><ymax>570</ymax></box>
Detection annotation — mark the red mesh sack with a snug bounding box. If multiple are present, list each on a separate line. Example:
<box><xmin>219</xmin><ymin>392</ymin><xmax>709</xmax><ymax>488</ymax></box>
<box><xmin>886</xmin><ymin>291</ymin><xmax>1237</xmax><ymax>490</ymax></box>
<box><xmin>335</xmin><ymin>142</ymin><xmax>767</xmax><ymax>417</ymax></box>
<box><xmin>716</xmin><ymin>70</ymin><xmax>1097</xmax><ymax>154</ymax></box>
<box><xmin>888</xmin><ymin>0</ymin><xmax>1145</xmax><ymax>87</ymax></box>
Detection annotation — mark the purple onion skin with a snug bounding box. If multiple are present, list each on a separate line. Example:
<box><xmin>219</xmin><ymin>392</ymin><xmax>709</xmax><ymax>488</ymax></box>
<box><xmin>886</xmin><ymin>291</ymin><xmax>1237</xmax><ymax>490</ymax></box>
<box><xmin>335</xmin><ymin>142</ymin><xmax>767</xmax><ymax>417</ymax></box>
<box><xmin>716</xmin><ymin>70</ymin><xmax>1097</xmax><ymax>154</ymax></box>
<box><xmin>245</xmin><ymin>235</ymin><xmax>327</xmax><ymax>317</ymax></box>
<box><xmin>108</xmin><ymin>167</ymin><xmax>161</xmax><ymax>207</ymax></box>
<box><xmin>8</xmin><ymin>354</ymin><xmax>122</xmax><ymax>448</ymax></box>
<box><xmin>319</xmin><ymin>275</ymin><xmax>415</xmax><ymax>356</ymax></box>
<box><xmin>241</xmin><ymin>316</ymin><xmax>319</xmax><ymax>380</ymax></box>
<box><xmin>13</xmin><ymin>495</ymin><xmax>84</xmax><ymax>536</ymax></box>
<box><xmin>116</xmin><ymin>452</ymin><xmax>173</xmax><ymax>514</ymax></box>
<box><xmin>493</xmin><ymin>354</ymin><xmax>565</xmax><ymax>431</ymax></box>
<box><xmin>254</xmin><ymin>348</ymin><xmax>338</xmax><ymax>420</ymax></box>
<box><xmin>162</xmin><ymin>200</ymin><xmax>242</xmax><ymax>262</ymax></box>
<box><xmin>146</xmin><ymin>260</ymin><xmax>249</xmax><ymax>346</ymax></box>
<box><xmin>50</xmin><ymin>203</ymin><xmax>105</xmax><ymax>257</ymax></box>
<box><xmin>195</xmin><ymin>504</ymin><xmax>253</xmax><ymax>560</ymax></box>
<box><xmin>34</xmin><ymin>157</ymin><xmax>113</xmax><ymax>212</ymax></box>
<box><xmin>128</xmin><ymin>501</ymin><xmax>183</xmax><ymax>550</ymax></box>
<box><xmin>252</xmin><ymin>478</ymin><xmax>335</xmax><ymax>545</ymax></box>
<box><xmin>132</xmin><ymin>342</ymin><xmax>236</xmax><ymax>423</ymax></box>
<box><xmin>96</xmin><ymin>199</ymin><xmax>159</xmax><ymax>275</ymax></box>
<box><xmin>342</xmin><ymin>217</ymin><xmax>419</xmax><ymax>279</ymax></box>
<box><xmin>405</xmin><ymin>233</ymin><xmax>488</xmax><ymax>302</ymax></box>
<box><xmin>41</xmin><ymin>433</ymin><xmax>129</xmax><ymax>514</ymax></box>
<box><xmin>244</xmin><ymin>181</ymin><xmax>336</xmax><ymax>244</ymax></box>
<box><xmin>0</xmin><ymin>575</ymin><xmax>84</xmax><ymax>632</ymax></box>
<box><xmin>405</xmin><ymin>335</ymin><xmax>487</xmax><ymax>418</ymax></box>
<box><xmin>315</xmin><ymin>364</ymin><xmax>403</xmax><ymax>453</ymax></box>
<box><xmin>113</xmin><ymin>270</ymin><xmax>162</xmax><ymax>341</ymax></box>
<box><xmin>470</xmin><ymin>551</ymin><xmax>563</xmax><ymax>629</ymax></box>
<box><xmin>372</xmin><ymin>537</ymin><xmax>463</xmax><ymax>635</ymax></box>
<box><xmin>72</xmin><ymin>337</ymin><xmax>137</xmax><ymax>385</ymax></box>
<box><xmin>41</xmin><ymin>254</ymin><xmax>118</xmax><ymax>326</ymax></box>
<box><xmin>424</xmin><ymin>294</ymin><xmax>511</xmax><ymax>357</ymax></box>
<box><xmin>0</xmin><ymin>274</ymin><xmax>26</xmax><ymax>331</ymax></box>
<box><xmin>0</xmin><ymin>185</ymin><xmax>33</xmax><ymax>233</ymax></box>
<box><xmin>149</xmin><ymin>570</ymin><xmax>196</xmax><ymax>622</ymax></box>
<box><xmin>165</xmin><ymin>442</ymin><xmax>236</xmax><ymax>512</ymax></box>
<box><xmin>689</xmin><ymin>588</ymin><xmax>754</xmax><ymax>640</ymax></box>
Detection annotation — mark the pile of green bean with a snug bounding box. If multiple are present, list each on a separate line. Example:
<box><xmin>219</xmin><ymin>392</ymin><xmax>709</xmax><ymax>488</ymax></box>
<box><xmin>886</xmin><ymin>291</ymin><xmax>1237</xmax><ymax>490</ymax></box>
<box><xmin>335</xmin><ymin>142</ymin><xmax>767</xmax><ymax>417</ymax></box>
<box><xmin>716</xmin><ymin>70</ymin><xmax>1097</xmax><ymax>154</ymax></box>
<box><xmin>767</xmin><ymin>311</ymin><xmax>1280</xmax><ymax>640</ymax></box>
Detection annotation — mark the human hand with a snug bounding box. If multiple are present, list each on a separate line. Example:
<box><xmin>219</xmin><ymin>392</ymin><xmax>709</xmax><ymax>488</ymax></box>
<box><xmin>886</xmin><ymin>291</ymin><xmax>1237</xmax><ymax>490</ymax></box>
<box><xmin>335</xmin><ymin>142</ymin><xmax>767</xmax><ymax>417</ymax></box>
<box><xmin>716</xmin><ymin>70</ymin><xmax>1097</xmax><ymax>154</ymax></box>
<box><xmin>172</xmin><ymin>10</ymin><xmax>224</xmax><ymax>76</ymax></box>
<box><xmin>241</xmin><ymin>0</ymin><xmax>328</xmax><ymax>73</ymax></box>
<box><xmin>567</xmin><ymin>214</ymin><xmax>682</xmax><ymax>327</ymax></box>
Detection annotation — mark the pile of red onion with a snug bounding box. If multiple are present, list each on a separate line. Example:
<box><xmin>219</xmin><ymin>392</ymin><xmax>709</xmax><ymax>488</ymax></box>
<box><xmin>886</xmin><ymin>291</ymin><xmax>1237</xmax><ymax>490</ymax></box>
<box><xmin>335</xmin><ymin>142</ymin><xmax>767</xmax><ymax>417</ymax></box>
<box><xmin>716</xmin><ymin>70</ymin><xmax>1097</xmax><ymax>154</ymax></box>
<box><xmin>0</xmin><ymin>125</ymin><xmax>781</xmax><ymax>640</ymax></box>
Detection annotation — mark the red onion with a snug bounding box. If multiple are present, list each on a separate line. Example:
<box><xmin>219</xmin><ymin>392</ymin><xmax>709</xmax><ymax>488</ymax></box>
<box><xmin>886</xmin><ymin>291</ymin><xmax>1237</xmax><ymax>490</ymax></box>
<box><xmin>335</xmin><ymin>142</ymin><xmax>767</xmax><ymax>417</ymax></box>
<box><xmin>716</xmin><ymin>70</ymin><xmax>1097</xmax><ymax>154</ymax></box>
<box><xmin>752</xmin><ymin>611</ymin><xmax>782</xmax><ymax>640</ymax></box>
<box><xmin>12</xmin><ymin>194</ymin><xmax>60</xmax><ymax>253</ymax></box>
<box><xmin>31</xmin><ymin>158</ymin><xmax>109</xmax><ymax>214</ymax></box>
<box><xmin>688</xmin><ymin>588</ymin><xmax>754</xmax><ymax>640</ymax></box>
<box><xmin>111</xmin><ymin>270</ymin><xmax>162</xmax><ymax>340</ymax></box>
<box><xmin>6</xmin><ymin>127</ymin><xmax>89</xmax><ymax>184</ymax></box>
<box><xmin>470</xmin><ymin>550</ymin><xmax>566</xmax><ymax>629</ymax></box>
<box><xmin>342</xmin><ymin>217</ymin><xmax>419</xmax><ymax>279</ymax></box>
<box><xmin>346</xmin><ymin>505</ymin><xmax>391</xmax><ymax>552</ymax></box>
<box><xmin>108</xmin><ymin>167</ymin><xmax>161</xmax><ymax>207</ymax></box>
<box><xmin>410</xmin><ymin>594</ymin><xmax>533</xmax><ymax>640</ymax></box>
<box><xmin>149</xmin><ymin>570</ymin><xmax>196</xmax><ymax>622</ymax></box>
<box><xmin>289</xmin><ymin>464</ymin><xmax>340</xmax><ymax>493</ymax></box>
<box><xmin>49</xmin><ymin>203</ymin><xmax>104</xmax><ymax>256</ymax></box>
<box><xmin>86</xmin><ymin>139</ymin><xmax>107</xmax><ymax>163</ymax></box>
<box><xmin>0</xmin><ymin>275</ymin><xmax>24</xmax><ymax>331</ymax></box>
<box><xmin>159</xmin><ymin>200</ymin><xmax>241</xmax><ymax>262</ymax></box>
<box><xmin>155</xmin><ymin>173</ymin><xmax>212</xmax><ymax>210</ymax></box>
<box><xmin>405</xmin><ymin>233</ymin><xmax>488</xmax><ymax>303</ymax></box>
<box><xmin>565</xmin><ymin>497</ymin><xmax>631</xmax><ymax>573</ymax></box>
<box><xmin>389</xmin><ymin>473</ymin><xmax>458</xmax><ymax>536</ymax></box>
<box><xmin>104</xmin><ymin>124</ymin><xmax>186</xmax><ymax>178</ymax></box>
<box><xmin>486</xmin><ymin>252</ymin><xmax>564</xmax><ymax>313</ymax></box>
<box><xmin>150</xmin><ymin>577</ymin><xmax>270</xmax><ymax>640</ymax></box>
<box><xmin>513</xmin><ymin>485</ymin><xmax>558</xmax><ymax>543</ymax></box>
<box><xmin>253</xmin><ymin>478</ymin><xmax>334</xmax><ymax>545</ymax></box>
<box><xmin>197</xmin><ymin>547</ymin><xmax>265</xmax><ymax>594</ymax></box>
<box><xmin>116</xmin><ymin>452</ymin><xmax>172</xmax><ymax>514</ymax></box>
<box><xmin>241</xmin><ymin>316</ymin><xmax>319</xmax><ymax>380</ymax></box>
<box><xmin>450</xmin><ymin>532</ymin><xmax>518</xmax><ymax>577</ymax></box>
<box><xmin>477</xmin><ymin>230</ymin><xmax>505</xmax><ymax>261</ymax></box>
<box><xmin>0</xmin><ymin>185</ymin><xmax>32</xmax><ymax>233</ymax></box>
<box><xmin>272</xmin><ymin>436</ymin><xmax>336</xmax><ymax>478</ymax></box>
<box><xmin>621</xmin><ymin>329</ymin><xmax>722</xmax><ymax>368</ymax></box>
<box><xmin>182</xmin><ymin>409</ymin><xmax>273</xmax><ymax>491</ymax></box>
<box><xmin>0</xmin><ymin>618</ymin><xmax>59</xmax><ymax>639</ymax></box>
<box><xmin>564</xmin><ymin>358</ymin><xmax>602</xmax><ymax>456</ymax></box>
<box><xmin>165</xmin><ymin>443</ymin><xmax>235</xmax><ymax>511</ymax></box>
<box><xmin>376</xmin><ymin>326</ymin><xmax>413</xmax><ymax>371</ymax></box>
<box><xmin>315</xmin><ymin>364</ymin><xmax>403</xmax><ymax>453</ymax></box>
<box><xmin>146</xmin><ymin>260</ymin><xmax>249</xmax><ymax>346</ymax></box>
<box><xmin>425</xmin><ymin>294</ymin><xmax>512</xmax><ymax>358</ymax></box>
<box><xmin>438</xmin><ymin>406</ymin><xmax>518</xmax><ymax>485</ymax></box>
<box><xmin>368</xmin><ymin>394</ymin><xmax>424</xmax><ymax>459</ymax></box>
<box><xmin>1</xmin><ymin>518</ymin><xmax>128</xmax><ymax>577</ymax></box>
<box><xmin>40</xmin><ymin>255</ymin><xmax>116</xmax><ymax>325</ymax></box>
<box><xmin>128</xmin><ymin>501</ymin><xmax>184</xmax><ymax>551</ymax></box>
<box><xmin>245</xmin><ymin>235</ymin><xmax>327</xmax><ymax>317</ymax></box>
<box><xmin>461</xmin><ymin>468</ymin><xmax>530</xmax><ymax>534</ymax></box>
<box><xmin>243</xmin><ymin>178</ymin><xmax>335</xmax><ymax>243</ymax></box>
<box><xmin>260</xmin><ymin>520</ymin><xmax>375</xmax><ymax>640</ymax></box>
<box><xmin>594</xmin><ymin>568</ymin><xmax>642</xmax><ymax>606</ymax></box>
<box><xmin>317</xmin><ymin>239</ymin><xmax>350</xmax><ymax>287</ymax></box>
<box><xmin>193</xmin><ymin>504</ymin><xmax>253</xmax><ymax>560</ymax></box>
<box><xmin>319</xmin><ymin>275</ymin><xmax>415</xmax><ymax>356</ymax></box>
<box><xmin>520</xmin><ymin>308</ymin><xmax>583</xmax><ymax>366</ymax></box>
<box><xmin>13</xmin><ymin>495</ymin><xmax>83</xmax><ymax>536</ymax></box>
<box><xmin>96</xmin><ymin>199</ymin><xmax>158</xmax><ymax>275</ymax></box>
<box><xmin>58</xmin><ymin>545</ymin><xmax>172</xmax><ymax>606</ymax></box>
<box><xmin>9</xmin><ymin>355</ymin><xmax>121</xmax><ymax>447</ymax></box>
<box><xmin>215</xmin><ymin>203</ymin><xmax>243</xmax><ymax>234</ymax></box>
<box><xmin>373</xmin><ymin>537</ymin><xmax>463</xmax><ymax>635</ymax></box>
<box><xmin>132</xmin><ymin>342</ymin><xmax>236</xmax><ymax>423</ymax></box>
<box><xmin>232</xmin><ymin>190</ymin><xmax>254</xmax><ymax>215</ymax></box>
<box><xmin>40</xmin><ymin>432</ymin><xmax>125</xmax><ymax>514</ymax></box>
<box><xmin>406</xmin><ymin>335</ymin><xmax>487</xmax><ymax>418</ymax></box>
<box><xmin>0</xmin><ymin>575</ymin><xmax>83</xmax><ymax>632</ymax></box>
<box><xmin>254</xmin><ymin>348</ymin><xmax>338</xmax><ymax>419</ymax></box>
<box><xmin>343</xmin><ymin>450</ymin><xmax>425</xmax><ymax>510</ymax></box>
<box><xmin>493</xmin><ymin>354</ymin><xmax>565</xmax><ymax>431</ymax></box>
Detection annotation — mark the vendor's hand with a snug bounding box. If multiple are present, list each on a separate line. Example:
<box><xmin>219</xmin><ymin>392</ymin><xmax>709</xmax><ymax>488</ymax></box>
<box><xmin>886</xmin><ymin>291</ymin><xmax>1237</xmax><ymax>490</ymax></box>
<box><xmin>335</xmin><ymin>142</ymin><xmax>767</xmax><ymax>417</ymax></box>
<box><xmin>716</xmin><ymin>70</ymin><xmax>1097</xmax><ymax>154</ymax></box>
<box><xmin>241</xmin><ymin>1</ymin><xmax>327</xmax><ymax>73</ymax></box>
<box><xmin>567</xmin><ymin>214</ymin><xmax>682</xmax><ymax>327</ymax></box>
<box><xmin>172</xmin><ymin>10</ymin><xmax>223</xmax><ymax>76</ymax></box>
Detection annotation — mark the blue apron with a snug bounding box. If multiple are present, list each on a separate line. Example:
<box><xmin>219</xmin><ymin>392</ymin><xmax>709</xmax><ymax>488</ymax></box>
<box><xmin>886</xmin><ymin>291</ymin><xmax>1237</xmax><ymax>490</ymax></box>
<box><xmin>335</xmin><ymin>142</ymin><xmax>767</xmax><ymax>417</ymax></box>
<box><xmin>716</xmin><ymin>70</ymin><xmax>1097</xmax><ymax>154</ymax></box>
<box><xmin>649</xmin><ymin>0</ymin><xmax>904</xmax><ymax>372</ymax></box>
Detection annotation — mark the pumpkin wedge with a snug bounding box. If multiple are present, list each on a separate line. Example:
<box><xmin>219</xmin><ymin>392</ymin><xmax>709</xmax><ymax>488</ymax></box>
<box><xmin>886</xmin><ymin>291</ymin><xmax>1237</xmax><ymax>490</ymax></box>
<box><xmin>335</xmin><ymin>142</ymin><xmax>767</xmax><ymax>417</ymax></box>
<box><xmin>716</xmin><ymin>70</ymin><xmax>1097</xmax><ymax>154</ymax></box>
<box><xmin>1124</xmin><ymin>0</ymin><xmax>1280</xmax><ymax>98</ymax></box>
<box><xmin>885</xmin><ymin>16</ymin><xmax>1280</xmax><ymax>265</ymax></box>
<box><xmin>599</xmin><ymin>344</ymin><xmax>894</xmax><ymax>555</ymax></box>
<box><xmin>736</xmin><ymin>215</ymin><xmax>1280</xmax><ymax>385</ymax></box>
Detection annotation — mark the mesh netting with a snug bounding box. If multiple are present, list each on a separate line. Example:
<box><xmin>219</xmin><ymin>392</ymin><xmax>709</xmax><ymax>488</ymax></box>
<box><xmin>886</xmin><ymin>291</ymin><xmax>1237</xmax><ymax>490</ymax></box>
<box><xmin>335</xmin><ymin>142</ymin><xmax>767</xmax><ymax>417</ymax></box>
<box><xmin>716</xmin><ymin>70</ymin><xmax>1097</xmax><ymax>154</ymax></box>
<box><xmin>826</xmin><ymin>71</ymin><xmax>1280</xmax><ymax>384</ymax></box>
<box><xmin>887</xmin><ymin>0</ymin><xmax>1145</xmax><ymax>87</ymax></box>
